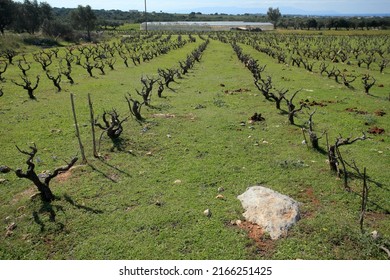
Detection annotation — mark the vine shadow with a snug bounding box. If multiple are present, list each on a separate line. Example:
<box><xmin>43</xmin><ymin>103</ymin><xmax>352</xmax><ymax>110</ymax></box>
<box><xmin>32</xmin><ymin>199</ymin><xmax>65</xmax><ymax>232</ymax></box>
<box><xmin>63</xmin><ymin>194</ymin><xmax>104</xmax><ymax>214</ymax></box>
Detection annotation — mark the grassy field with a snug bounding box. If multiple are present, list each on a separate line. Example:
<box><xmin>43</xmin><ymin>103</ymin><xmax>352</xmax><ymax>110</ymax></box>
<box><xmin>0</xmin><ymin>31</ymin><xmax>389</xmax><ymax>260</ymax></box>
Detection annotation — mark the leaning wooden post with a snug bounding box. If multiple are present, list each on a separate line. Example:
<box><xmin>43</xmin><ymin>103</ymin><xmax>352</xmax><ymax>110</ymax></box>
<box><xmin>301</xmin><ymin>128</ymin><xmax>309</xmax><ymax>150</ymax></box>
<box><xmin>88</xmin><ymin>93</ymin><xmax>98</xmax><ymax>158</ymax></box>
<box><xmin>359</xmin><ymin>167</ymin><xmax>368</xmax><ymax>234</ymax></box>
<box><xmin>70</xmin><ymin>93</ymin><xmax>87</xmax><ymax>164</ymax></box>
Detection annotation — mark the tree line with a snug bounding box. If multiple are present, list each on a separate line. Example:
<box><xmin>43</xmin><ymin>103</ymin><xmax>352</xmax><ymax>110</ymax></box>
<box><xmin>267</xmin><ymin>7</ymin><xmax>390</xmax><ymax>30</ymax></box>
<box><xmin>0</xmin><ymin>0</ymin><xmax>97</xmax><ymax>41</ymax></box>
<box><xmin>1</xmin><ymin>0</ymin><xmax>389</xmax><ymax>41</ymax></box>
<box><xmin>278</xmin><ymin>16</ymin><xmax>390</xmax><ymax>30</ymax></box>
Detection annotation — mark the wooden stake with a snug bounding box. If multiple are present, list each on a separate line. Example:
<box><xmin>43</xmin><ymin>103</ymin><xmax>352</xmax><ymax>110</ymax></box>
<box><xmin>359</xmin><ymin>167</ymin><xmax>368</xmax><ymax>233</ymax></box>
<box><xmin>301</xmin><ymin>128</ymin><xmax>309</xmax><ymax>150</ymax></box>
<box><xmin>88</xmin><ymin>93</ymin><xmax>98</xmax><ymax>158</ymax></box>
<box><xmin>70</xmin><ymin>93</ymin><xmax>87</xmax><ymax>164</ymax></box>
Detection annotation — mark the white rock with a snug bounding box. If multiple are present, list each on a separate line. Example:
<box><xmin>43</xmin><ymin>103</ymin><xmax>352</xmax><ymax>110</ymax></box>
<box><xmin>371</xmin><ymin>230</ymin><xmax>380</xmax><ymax>240</ymax></box>
<box><xmin>217</xmin><ymin>187</ymin><xmax>225</xmax><ymax>193</ymax></box>
<box><xmin>230</xmin><ymin>219</ymin><xmax>242</xmax><ymax>226</ymax></box>
<box><xmin>6</xmin><ymin>222</ymin><xmax>16</xmax><ymax>231</ymax></box>
<box><xmin>203</xmin><ymin>209</ymin><xmax>211</xmax><ymax>217</ymax></box>
<box><xmin>237</xmin><ymin>186</ymin><xmax>300</xmax><ymax>240</ymax></box>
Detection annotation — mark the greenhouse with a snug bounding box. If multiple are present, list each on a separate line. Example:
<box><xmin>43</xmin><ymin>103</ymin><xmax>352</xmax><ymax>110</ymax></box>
<box><xmin>140</xmin><ymin>21</ymin><xmax>274</xmax><ymax>31</ymax></box>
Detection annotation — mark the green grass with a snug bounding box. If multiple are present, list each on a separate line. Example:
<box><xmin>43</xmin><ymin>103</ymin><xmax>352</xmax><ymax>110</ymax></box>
<box><xmin>0</xmin><ymin>32</ymin><xmax>389</xmax><ymax>260</ymax></box>
<box><xmin>116</xmin><ymin>23</ymin><xmax>141</xmax><ymax>31</ymax></box>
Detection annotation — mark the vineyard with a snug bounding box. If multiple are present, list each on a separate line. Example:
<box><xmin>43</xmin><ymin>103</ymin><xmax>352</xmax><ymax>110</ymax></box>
<box><xmin>0</xmin><ymin>30</ymin><xmax>389</xmax><ymax>259</ymax></box>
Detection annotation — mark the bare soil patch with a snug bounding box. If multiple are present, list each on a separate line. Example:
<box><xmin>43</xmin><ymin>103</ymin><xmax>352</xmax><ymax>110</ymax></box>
<box><xmin>11</xmin><ymin>186</ymin><xmax>37</xmax><ymax>204</ymax></box>
<box><xmin>230</xmin><ymin>220</ymin><xmax>276</xmax><ymax>257</ymax></box>
<box><xmin>224</xmin><ymin>88</ymin><xmax>251</xmax><ymax>95</ymax></box>
<box><xmin>374</xmin><ymin>109</ymin><xmax>386</xmax><ymax>117</ymax></box>
<box><xmin>368</xmin><ymin>126</ymin><xmax>385</xmax><ymax>135</ymax></box>
<box><xmin>345</xmin><ymin>107</ymin><xmax>368</xmax><ymax>114</ymax></box>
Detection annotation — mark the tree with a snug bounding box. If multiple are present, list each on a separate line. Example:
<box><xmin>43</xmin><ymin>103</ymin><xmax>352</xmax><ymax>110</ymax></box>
<box><xmin>285</xmin><ymin>89</ymin><xmax>308</xmax><ymax>125</ymax></box>
<box><xmin>306</xmin><ymin>18</ymin><xmax>318</xmax><ymax>30</ymax></box>
<box><xmin>15</xmin><ymin>144</ymin><xmax>78</xmax><ymax>202</ymax></box>
<box><xmin>11</xmin><ymin>0</ymin><xmax>52</xmax><ymax>34</ymax></box>
<box><xmin>267</xmin><ymin>7</ymin><xmax>281</xmax><ymax>28</ymax></box>
<box><xmin>20</xmin><ymin>0</ymin><xmax>42</xmax><ymax>34</ymax></box>
<box><xmin>71</xmin><ymin>5</ymin><xmax>96</xmax><ymax>42</ymax></box>
<box><xmin>42</xmin><ymin>19</ymin><xmax>75</xmax><ymax>41</ymax></box>
<box><xmin>11</xmin><ymin>74</ymin><xmax>40</xmax><ymax>99</ymax></box>
<box><xmin>39</xmin><ymin>1</ymin><xmax>53</xmax><ymax>21</ymax></box>
<box><xmin>95</xmin><ymin>109</ymin><xmax>128</xmax><ymax>151</ymax></box>
<box><xmin>327</xmin><ymin>133</ymin><xmax>367</xmax><ymax>175</ymax></box>
<box><xmin>0</xmin><ymin>0</ymin><xmax>16</xmax><ymax>35</ymax></box>
<box><xmin>361</xmin><ymin>74</ymin><xmax>376</xmax><ymax>94</ymax></box>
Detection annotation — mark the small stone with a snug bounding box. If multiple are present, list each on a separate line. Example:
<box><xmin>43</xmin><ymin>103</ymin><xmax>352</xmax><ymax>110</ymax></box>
<box><xmin>174</xmin><ymin>179</ymin><xmax>182</xmax><ymax>184</ymax></box>
<box><xmin>5</xmin><ymin>230</ymin><xmax>13</xmax><ymax>237</ymax></box>
<box><xmin>0</xmin><ymin>178</ymin><xmax>7</xmax><ymax>184</ymax></box>
<box><xmin>6</xmin><ymin>222</ymin><xmax>16</xmax><ymax>231</ymax></box>
<box><xmin>230</xmin><ymin>219</ymin><xmax>242</xmax><ymax>226</ymax></box>
<box><xmin>203</xmin><ymin>209</ymin><xmax>212</xmax><ymax>217</ymax></box>
<box><xmin>38</xmin><ymin>172</ymin><xmax>50</xmax><ymax>179</ymax></box>
<box><xmin>167</xmin><ymin>134</ymin><xmax>172</xmax><ymax>138</ymax></box>
<box><xmin>22</xmin><ymin>234</ymin><xmax>31</xmax><ymax>240</ymax></box>
<box><xmin>371</xmin><ymin>230</ymin><xmax>380</xmax><ymax>240</ymax></box>
<box><xmin>30</xmin><ymin>193</ymin><xmax>40</xmax><ymax>200</ymax></box>
<box><xmin>146</xmin><ymin>151</ymin><xmax>153</xmax><ymax>156</ymax></box>
<box><xmin>215</xmin><ymin>194</ymin><xmax>225</xmax><ymax>200</ymax></box>
<box><xmin>0</xmin><ymin>166</ymin><xmax>11</xmax><ymax>173</ymax></box>
<box><xmin>217</xmin><ymin>187</ymin><xmax>225</xmax><ymax>193</ymax></box>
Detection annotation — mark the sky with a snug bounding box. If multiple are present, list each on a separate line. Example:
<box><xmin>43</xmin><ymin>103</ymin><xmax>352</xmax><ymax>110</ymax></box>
<box><xmin>19</xmin><ymin>0</ymin><xmax>390</xmax><ymax>15</ymax></box>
